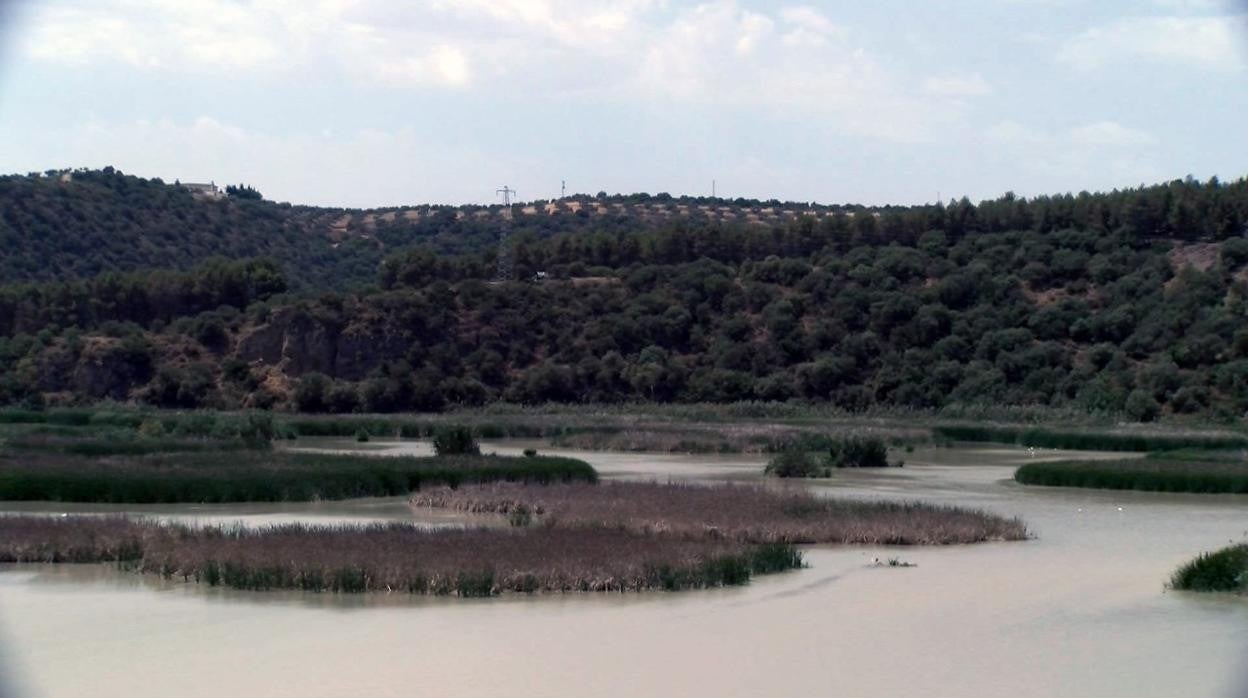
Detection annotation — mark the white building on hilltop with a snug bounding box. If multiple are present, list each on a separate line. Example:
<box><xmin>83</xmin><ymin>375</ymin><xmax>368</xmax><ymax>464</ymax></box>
<box><xmin>181</xmin><ymin>181</ymin><xmax>225</xmax><ymax>199</ymax></box>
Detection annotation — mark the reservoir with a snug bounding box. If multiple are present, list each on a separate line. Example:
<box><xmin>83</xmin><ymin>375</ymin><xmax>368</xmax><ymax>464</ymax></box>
<box><xmin>2</xmin><ymin>443</ymin><xmax>1245</xmax><ymax>698</ymax></box>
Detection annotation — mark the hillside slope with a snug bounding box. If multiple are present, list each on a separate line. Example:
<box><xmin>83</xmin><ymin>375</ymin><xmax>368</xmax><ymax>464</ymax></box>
<box><xmin>3</xmin><ymin>173</ymin><xmax>1247</xmax><ymax>420</ymax></box>
<box><xmin>2</xmin><ymin>168</ymin><xmax>881</xmax><ymax>290</ymax></box>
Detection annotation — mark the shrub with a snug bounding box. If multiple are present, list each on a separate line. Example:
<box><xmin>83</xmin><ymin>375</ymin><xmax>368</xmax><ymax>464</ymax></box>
<box><xmin>293</xmin><ymin>373</ymin><xmax>331</xmax><ymax>413</ymax></box>
<box><xmin>826</xmin><ymin>436</ymin><xmax>890</xmax><ymax>468</ymax></box>
<box><xmin>764</xmin><ymin>449</ymin><xmax>827</xmax><ymax>478</ymax></box>
<box><xmin>137</xmin><ymin>418</ymin><xmax>165</xmax><ymax>438</ymax></box>
<box><xmin>1124</xmin><ymin>389</ymin><xmax>1161</xmax><ymax>422</ymax></box>
<box><xmin>433</xmin><ymin>426</ymin><xmax>480</xmax><ymax>456</ymax></box>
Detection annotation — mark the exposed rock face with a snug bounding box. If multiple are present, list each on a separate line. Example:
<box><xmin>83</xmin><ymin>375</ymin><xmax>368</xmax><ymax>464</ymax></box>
<box><xmin>334</xmin><ymin>325</ymin><xmax>412</xmax><ymax>380</ymax></box>
<box><xmin>236</xmin><ymin>308</ymin><xmax>340</xmax><ymax>376</ymax></box>
<box><xmin>69</xmin><ymin>337</ymin><xmax>152</xmax><ymax>400</ymax></box>
<box><xmin>233</xmin><ymin>308</ymin><xmax>411</xmax><ymax>380</ymax></box>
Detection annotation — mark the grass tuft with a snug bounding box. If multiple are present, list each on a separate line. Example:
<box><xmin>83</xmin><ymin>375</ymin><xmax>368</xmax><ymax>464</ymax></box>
<box><xmin>1169</xmin><ymin>544</ymin><xmax>1248</xmax><ymax>593</ymax></box>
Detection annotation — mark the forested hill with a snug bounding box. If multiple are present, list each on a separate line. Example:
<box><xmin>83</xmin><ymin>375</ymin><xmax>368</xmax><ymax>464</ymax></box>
<box><xmin>2</xmin><ymin>171</ymin><xmax>1248</xmax><ymax>420</ymax></box>
<box><xmin>4</xmin><ymin>167</ymin><xmax>869</xmax><ymax>289</ymax></box>
<box><xmin>6</xmin><ymin>167</ymin><xmax>1247</xmax><ymax>291</ymax></box>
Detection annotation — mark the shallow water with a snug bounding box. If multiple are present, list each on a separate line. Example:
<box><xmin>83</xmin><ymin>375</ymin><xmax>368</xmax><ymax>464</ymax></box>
<box><xmin>1</xmin><ymin>442</ymin><xmax>1246</xmax><ymax>698</ymax></box>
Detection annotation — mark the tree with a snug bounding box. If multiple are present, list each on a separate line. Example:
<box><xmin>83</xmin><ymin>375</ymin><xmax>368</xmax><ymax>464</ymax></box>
<box><xmin>293</xmin><ymin>373</ymin><xmax>331</xmax><ymax>413</ymax></box>
<box><xmin>225</xmin><ymin>184</ymin><xmax>263</xmax><ymax>200</ymax></box>
<box><xmin>1124</xmin><ymin>389</ymin><xmax>1161</xmax><ymax>422</ymax></box>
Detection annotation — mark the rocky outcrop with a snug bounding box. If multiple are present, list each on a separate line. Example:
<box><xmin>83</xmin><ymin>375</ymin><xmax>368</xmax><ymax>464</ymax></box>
<box><xmin>235</xmin><ymin>308</ymin><xmax>340</xmax><ymax>376</ymax></box>
<box><xmin>70</xmin><ymin>337</ymin><xmax>152</xmax><ymax>400</ymax></box>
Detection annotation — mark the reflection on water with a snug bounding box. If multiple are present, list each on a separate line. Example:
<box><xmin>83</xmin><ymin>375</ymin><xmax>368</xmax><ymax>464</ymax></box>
<box><xmin>0</xmin><ymin>496</ymin><xmax>488</xmax><ymax>530</ymax></box>
<box><xmin>1</xmin><ymin>442</ymin><xmax>1246</xmax><ymax>698</ymax></box>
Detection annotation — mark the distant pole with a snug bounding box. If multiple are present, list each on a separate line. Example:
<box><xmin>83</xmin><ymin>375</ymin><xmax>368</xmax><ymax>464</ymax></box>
<box><xmin>496</xmin><ymin>185</ymin><xmax>516</xmax><ymax>282</ymax></box>
<box><xmin>712</xmin><ymin>179</ymin><xmax>716</xmax><ymax>198</ymax></box>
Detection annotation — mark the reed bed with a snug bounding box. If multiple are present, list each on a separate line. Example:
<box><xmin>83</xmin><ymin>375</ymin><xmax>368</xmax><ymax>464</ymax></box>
<box><xmin>1169</xmin><ymin>543</ymin><xmax>1248</xmax><ymax>594</ymax></box>
<box><xmin>412</xmin><ymin>482</ymin><xmax>1029</xmax><ymax>545</ymax></box>
<box><xmin>934</xmin><ymin>425</ymin><xmax>1248</xmax><ymax>452</ymax></box>
<box><xmin>3</xmin><ymin>432</ymin><xmax>260</xmax><ymax>457</ymax></box>
<box><xmin>0</xmin><ymin>453</ymin><xmax>597</xmax><ymax>503</ymax></box>
<box><xmin>1014</xmin><ymin>458</ymin><xmax>1248</xmax><ymax>494</ymax></box>
<box><xmin>0</xmin><ymin>515</ymin><xmax>147</xmax><ymax>563</ymax></box>
<box><xmin>0</xmin><ymin>516</ymin><xmax>800</xmax><ymax>594</ymax></box>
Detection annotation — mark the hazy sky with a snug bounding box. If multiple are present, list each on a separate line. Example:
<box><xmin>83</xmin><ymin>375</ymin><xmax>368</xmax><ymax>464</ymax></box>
<box><xmin>0</xmin><ymin>0</ymin><xmax>1245</xmax><ymax>208</ymax></box>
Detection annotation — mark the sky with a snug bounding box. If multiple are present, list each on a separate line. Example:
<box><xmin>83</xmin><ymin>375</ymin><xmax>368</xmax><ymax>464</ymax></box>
<box><xmin>0</xmin><ymin>0</ymin><xmax>1245</xmax><ymax>208</ymax></box>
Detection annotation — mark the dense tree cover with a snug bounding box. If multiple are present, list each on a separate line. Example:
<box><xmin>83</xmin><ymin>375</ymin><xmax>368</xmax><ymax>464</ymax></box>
<box><xmin>2</xmin><ymin>171</ymin><xmax>1248</xmax><ymax>420</ymax></box>
<box><xmin>0</xmin><ymin>168</ymin><xmax>376</xmax><ymax>290</ymax></box>
<box><xmin>225</xmin><ymin>184</ymin><xmax>263</xmax><ymax>200</ymax></box>
<box><xmin>288</xmin><ymin>227</ymin><xmax>1248</xmax><ymax>419</ymax></box>
<box><xmin>6</xmin><ymin>168</ymin><xmax>1247</xmax><ymax>291</ymax></box>
<box><xmin>0</xmin><ymin>257</ymin><xmax>286</xmax><ymax>337</ymax></box>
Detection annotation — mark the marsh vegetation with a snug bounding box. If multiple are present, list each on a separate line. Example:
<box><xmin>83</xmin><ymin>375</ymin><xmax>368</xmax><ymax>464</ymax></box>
<box><xmin>412</xmin><ymin>481</ymin><xmax>1028</xmax><ymax>545</ymax></box>
<box><xmin>934</xmin><ymin>424</ymin><xmax>1248</xmax><ymax>452</ymax></box>
<box><xmin>0</xmin><ymin>515</ymin><xmax>801</xmax><ymax>594</ymax></box>
<box><xmin>1014</xmin><ymin>455</ymin><xmax>1248</xmax><ymax>494</ymax></box>
<box><xmin>1170</xmin><ymin>543</ymin><xmax>1248</xmax><ymax>594</ymax></box>
<box><xmin>0</xmin><ymin>451</ymin><xmax>597</xmax><ymax>503</ymax></box>
<box><xmin>0</xmin><ymin>410</ymin><xmax>594</xmax><ymax>503</ymax></box>
<box><xmin>764</xmin><ymin>436</ymin><xmax>898</xmax><ymax>477</ymax></box>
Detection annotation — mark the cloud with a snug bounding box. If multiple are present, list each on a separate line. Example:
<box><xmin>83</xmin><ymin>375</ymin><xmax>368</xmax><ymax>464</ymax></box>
<box><xmin>635</xmin><ymin>2</ymin><xmax>940</xmax><ymax>141</ymax></box>
<box><xmin>20</xmin><ymin>2</ymin><xmax>291</xmax><ymax>71</ymax></box>
<box><xmin>1069</xmin><ymin>120</ymin><xmax>1158</xmax><ymax>146</ymax></box>
<box><xmin>921</xmin><ymin>73</ymin><xmax>991</xmax><ymax>98</ymax></box>
<box><xmin>984</xmin><ymin>119</ymin><xmax>1163</xmax><ymax>188</ymax></box>
<box><xmin>1058</xmin><ymin>14</ymin><xmax>1246</xmax><ymax>70</ymax></box>
<box><xmin>778</xmin><ymin>6</ymin><xmax>847</xmax><ymax>47</ymax></box>
<box><xmin>1151</xmin><ymin>0</ymin><xmax>1227</xmax><ymax>13</ymax></box>
<box><xmin>14</xmin><ymin>0</ymin><xmax>960</xmax><ymax>142</ymax></box>
<box><xmin>374</xmin><ymin>45</ymin><xmax>473</xmax><ymax>88</ymax></box>
<box><xmin>17</xmin><ymin>0</ymin><xmax>660</xmax><ymax>86</ymax></box>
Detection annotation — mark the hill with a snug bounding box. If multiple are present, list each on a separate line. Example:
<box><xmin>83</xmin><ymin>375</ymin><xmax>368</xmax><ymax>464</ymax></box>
<box><xmin>1</xmin><ymin>168</ymin><xmax>884</xmax><ymax>291</ymax></box>
<box><xmin>2</xmin><ymin>172</ymin><xmax>1247</xmax><ymax>420</ymax></box>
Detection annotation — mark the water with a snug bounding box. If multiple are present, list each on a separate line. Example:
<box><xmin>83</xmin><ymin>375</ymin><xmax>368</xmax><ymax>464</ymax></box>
<box><xmin>1</xmin><ymin>442</ymin><xmax>1246</xmax><ymax>698</ymax></box>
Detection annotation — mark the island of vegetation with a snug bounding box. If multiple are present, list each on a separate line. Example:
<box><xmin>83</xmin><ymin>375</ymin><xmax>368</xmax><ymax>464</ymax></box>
<box><xmin>1014</xmin><ymin>450</ymin><xmax>1248</xmax><ymax>494</ymax></box>
<box><xmin>1170</xmin><ymin>543</ymin><xmax>1248</xmax><ymax>594</ymax></box>
<box><xmin>0</xmin><ymin>413</ymin><xmax>1028</xmax><ymax>596</ymax></box>
<box><xmin>0</xmin><ymin>481</ymin><xmax>1025</xmax><ymax>595</ymax></box>
<box><xmin>765</xmin><ymin>435</ymin><xmax>898</xmax><ymax>477</ymax></box>
<box><xmin>0</xmin><ymin>415</ymin><xmax>595</xmax><ymax>503</ymax></box>
<box><xmin>411</xmin><ymin>481</ymin><xmax>1026</xmax><ymax>546</ymax></box>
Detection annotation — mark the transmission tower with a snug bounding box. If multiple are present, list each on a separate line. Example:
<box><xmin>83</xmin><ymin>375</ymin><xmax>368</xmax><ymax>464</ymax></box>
<box><xmin>496</xmin><ymin>185</ymin><xmax>516</xmax><ymax>282</ymax></box>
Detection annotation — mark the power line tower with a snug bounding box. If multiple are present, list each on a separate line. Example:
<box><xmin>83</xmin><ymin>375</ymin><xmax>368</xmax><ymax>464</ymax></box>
<box><xmin>496</xmin><ymin>185</ymin><xmax>516</xmax><ymax>282</ymax></box>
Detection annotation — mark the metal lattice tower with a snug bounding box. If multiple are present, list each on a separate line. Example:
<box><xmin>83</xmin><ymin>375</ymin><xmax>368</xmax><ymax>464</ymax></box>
<box><xmin>495</xmin><ymin>185</ymin><xmax>516</xmax><ymax>282</ymax></box>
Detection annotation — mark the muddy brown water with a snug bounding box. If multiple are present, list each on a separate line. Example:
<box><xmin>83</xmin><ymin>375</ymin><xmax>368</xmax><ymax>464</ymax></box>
<box><xmin>1</xmin><ymin>441</ymin><xmax>1246</xmax><ymax>698</ymax></box>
